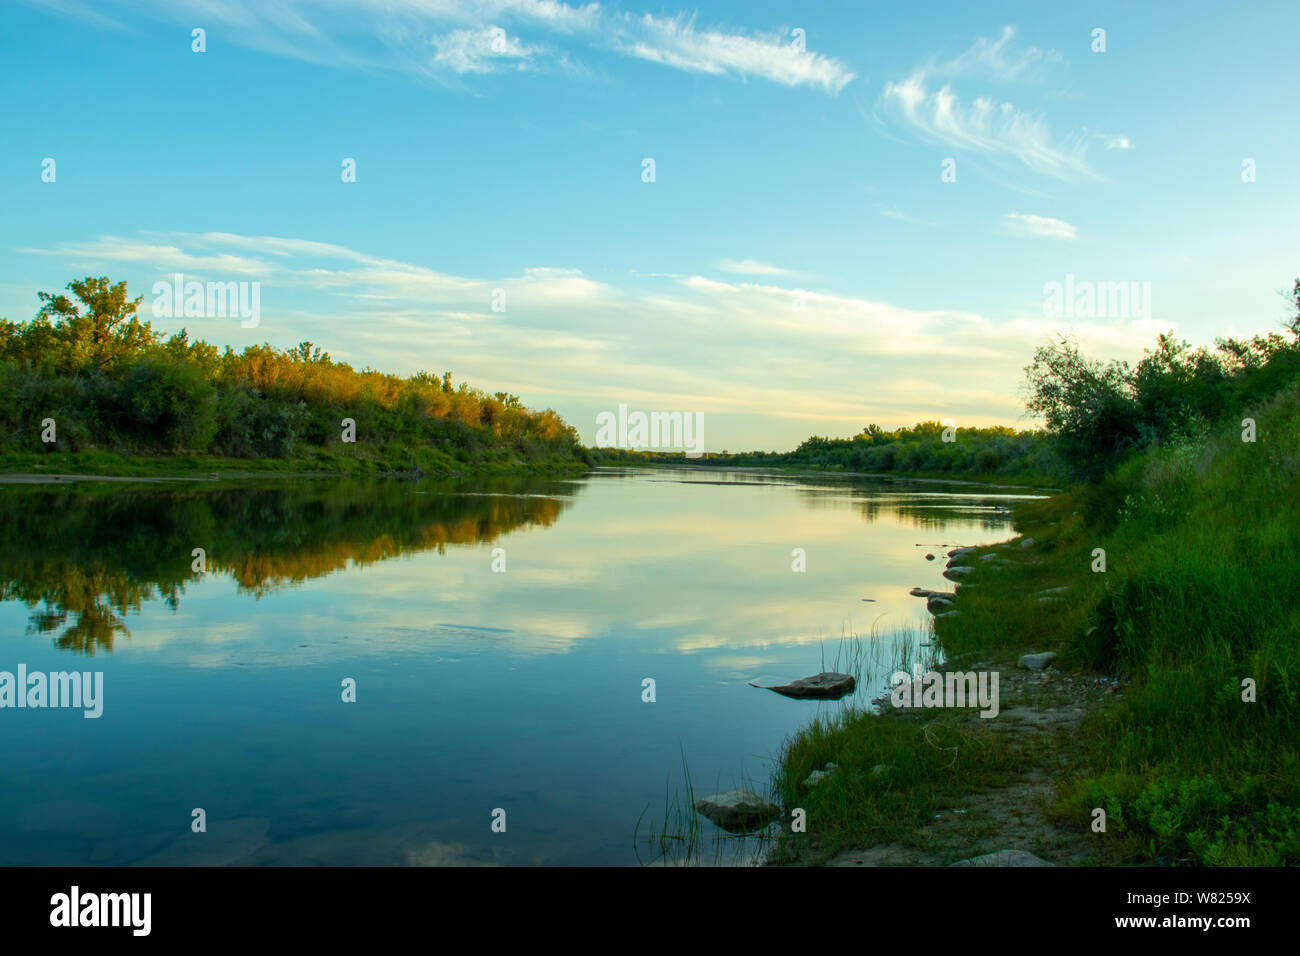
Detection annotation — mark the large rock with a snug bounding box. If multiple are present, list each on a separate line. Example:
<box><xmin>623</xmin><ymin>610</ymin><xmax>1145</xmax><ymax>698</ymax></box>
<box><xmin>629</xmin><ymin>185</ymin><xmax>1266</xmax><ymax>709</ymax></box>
<box><xmin>752</xmin><ymin>672</ymin><xmax>855</xmax><ymax>700</ymax></box>
<box><xmin>942</xmin><ymin>566</ymin><xmax>975</xmax><ymax>581</ymax></box>
<box><xmin>694</xmin><ymin>790</ymin><xmax>780</xmax><ymax>832</ymax></box>
<box><xmin>926</xmin><ymin>595</ymin><xmax>955</xmax><ymax>614</ymax></box>
<box><xmin>946</xmin><ymin>547</ymin><xmax>975</xmax><ymax>560</ymax></box>
<box><xmin>1020</xmin><ymin>538</ymin><xmax>1036</xmax><ymax>548</ymax></box>
<box><xmin>978</xmin><ymin>553</ymin><xmax>1001</xmax><ymax>563</ymax></box>
<box><xmin>950</xmin><ymin>850</ymin><xmax>1053</xmax><ymax>867</ymax></box>
<box><xmin>1017</xmin><ymin>652</ymin><xmax>1057</xmax><ymax>671</ymax></box>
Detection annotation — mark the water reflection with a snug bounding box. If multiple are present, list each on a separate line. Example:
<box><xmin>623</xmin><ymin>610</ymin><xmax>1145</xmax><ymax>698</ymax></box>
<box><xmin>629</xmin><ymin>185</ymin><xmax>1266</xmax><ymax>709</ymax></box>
<box><xmin>0</xmin><ymin>476</ymin><xmax>576</xmax><ymax>654</ymax></box>
<box><xmin>0</xmin><ymin>467</ymin><xmax>1040</xmax><ymax>865</ymax></box>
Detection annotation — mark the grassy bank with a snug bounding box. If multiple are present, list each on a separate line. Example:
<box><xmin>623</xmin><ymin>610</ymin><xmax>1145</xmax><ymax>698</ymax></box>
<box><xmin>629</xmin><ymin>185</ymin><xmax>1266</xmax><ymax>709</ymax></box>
<box><xmin>771</xmin><ymin>381</ymin><xmax>1300</xmax><ymax>866</ymax></box>
<box><xmin>0</xmin><ymin>445</ymin><xmax>590</xmax><ymax>479</ymax></box>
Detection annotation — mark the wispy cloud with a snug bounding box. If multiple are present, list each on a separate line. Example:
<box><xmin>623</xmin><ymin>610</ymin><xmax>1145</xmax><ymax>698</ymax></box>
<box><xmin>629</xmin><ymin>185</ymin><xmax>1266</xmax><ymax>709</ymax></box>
<box><xmin>1001</xmin><ymin>212</ymin><xmax>1078</xmax><ymax>240</ymax></box>
<box><xmin>933</xmin><ymin>25</ymin><xmax>1061</xmax><ymax>83</ymax></box>
<box><xmin>29</xmin><ymin>0</ymin><xmax>854</xmax><ymax>92</ymax></box>
<box><xmin>611</xmin><ymin>13</ymin><xmax>855</xmax><ymax>93</ymax></box>
<box><xmin>715</xmin><ymin>258</ymin><xmax>794</xmax><ymax>276</ymax></box>
<box><xmin>879</xmin><ymin>27</ymin><xmax>1114</xmax><ymax>182</ymax></box>
<box><xmin>431</xmin><ymin>26</ymin><xmax>539</xmax><ymax>74</ymax></box>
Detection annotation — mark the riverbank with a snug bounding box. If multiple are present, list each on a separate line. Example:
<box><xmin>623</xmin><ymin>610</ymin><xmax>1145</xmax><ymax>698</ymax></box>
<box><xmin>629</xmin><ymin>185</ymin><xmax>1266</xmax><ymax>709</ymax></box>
<box><xmin>0</xmin><ymin>447</ymin><xmax>591</xmax><ymax>481</ymax></box>
<box><xmin>767</xmin><ymin>495</ymin><xmax>1117</xmax><ymax>866</ymax></box>
<box><xmin>595</xmin><ymin>457</ymin><xmax>1058</xmax><ymax>492</ymax></box>
<box><xmin>771</xmin><ymin>383</ymin><xmax>1300</xmax><ymax>866</ymax></box>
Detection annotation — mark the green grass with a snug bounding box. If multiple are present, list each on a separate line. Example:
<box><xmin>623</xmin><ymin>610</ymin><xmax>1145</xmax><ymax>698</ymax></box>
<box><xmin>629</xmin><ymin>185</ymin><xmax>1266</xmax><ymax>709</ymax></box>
<box><xmin>0</xmin><ymin>444</ymin><xmax>591</xmax><ymax>479</ymax></box>
<box><xmin>771</xmin><ymin>382</ymin><xmax>1300</xmax><ymax>866</ymax></box>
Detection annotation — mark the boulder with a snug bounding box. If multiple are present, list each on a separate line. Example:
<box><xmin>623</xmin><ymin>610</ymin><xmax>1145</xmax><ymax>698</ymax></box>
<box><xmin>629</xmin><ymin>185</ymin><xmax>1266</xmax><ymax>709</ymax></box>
<box><xmin>803</xmin><ymin>763</ymin><xmax>838</xmax><ymax>787</ymax></box>
<box><xmin>946</xmin><ymin>547</ymin><xmax>976</xmax><ymax>560</ymax></box>
<box><xmin>694</xmin><ymin>790</ymin><xmax>781</xmax><ymax>833</ymax></box>
<box><xmin>1017</xmin><ymin>652</ymin><xmax>1057</xmax><ymax>671</ymax></box>
<box><xmin>942</xmin><ymin>565</ymin><xmax>975</xmax><ymax>581</ymax></box>
<box><xmin>751</xmin><ymin>672</ymin><xmax>855</xmax><ymax>700</ymax></box>
<box><xmin>978</xmin><ymin>553</ymin><xmax>1001</xmax><ymax>563</ymax></box>
<box><xmin>950</xmin><ymin>850</ymin><xmax>1053</xmax><ymax>867</ymax></box>
<box><xmin>926</xmin><ymin>595</ymin><xmax>956</xmax><ymax>614</ymax></box>
<box><xmin>1020</xmin><ymin>538</ymin><xmax>1036</xmax><ymax>548</ymax></box>
<box><xmin>925</xmin><ymin>553</ymin><xmax>936</xmax><ymax>560</ymax></box>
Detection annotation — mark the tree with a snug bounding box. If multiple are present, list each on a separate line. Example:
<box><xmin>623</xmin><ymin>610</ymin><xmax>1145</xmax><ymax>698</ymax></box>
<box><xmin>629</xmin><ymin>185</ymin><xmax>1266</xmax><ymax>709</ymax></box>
<box><xmin>36</xmin><ymin>276</ymin><xmax>153</xmax><ymax>371</ymax></box>
<box><xmin>1025</xmin><ymin>334</ymin><xmax>1141</xmax><ymax>479</ymax></box>
<box><xmin>1287</xmin><ymin>278</ymin><xmax>1300</xmax><ymax>344</ymax></box>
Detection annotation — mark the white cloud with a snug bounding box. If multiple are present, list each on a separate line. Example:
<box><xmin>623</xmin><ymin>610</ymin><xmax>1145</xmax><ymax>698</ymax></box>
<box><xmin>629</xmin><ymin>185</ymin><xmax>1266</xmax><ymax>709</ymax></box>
<box><xmin>935</xmin><ymin>25</ymin><xmax>1060</xmax><ymax>83</ymax></box>
<box><xmin>715</xmin><ymin>258</ymin><xmax>794</xmax><ymax>276</ymax></box>
<box><xmin>1103</xmin><ymin>135</ymin><xmax>1133</xmax><ymax>150</ymax></box>
<box><xmin>881</xmin><ymin>71</ymin><xmax>1098</xmax><ymax>181</ymax></box>
<box><xmin>1001</xmin><ymin>212</ymin><xmax>1078</xmax><ymax>240</ymax></box>
<box><xmin>880</xmin><ymin>27</ymin><xmax>1105</xmax><ymax>182</ymax></box>
<box><xmin>32</xmin><ymin>0</ymin><xmax>853</xmax><ymax>92</ymax></box>
<box><xmin>19</xmin><ymin>230</ymin><xmax>1172</xmax><ymax>448</ymax></box>
<box><xmin>612</xmin><ymin>13</ymin><xmax>855</xmax><ymax>93</ymax></box>
<box><xmin>431</xmin><ymin>25</ymin><xmax>537</xmax><ymax>74</ymax></box>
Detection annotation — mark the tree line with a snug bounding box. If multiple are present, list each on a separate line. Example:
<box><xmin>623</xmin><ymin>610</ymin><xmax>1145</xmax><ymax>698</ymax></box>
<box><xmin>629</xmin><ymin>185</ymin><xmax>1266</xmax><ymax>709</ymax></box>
<box><xmin>0</xmin><ymin>276</ymin><xmax>585</xmax><ymax>469</ymax></box>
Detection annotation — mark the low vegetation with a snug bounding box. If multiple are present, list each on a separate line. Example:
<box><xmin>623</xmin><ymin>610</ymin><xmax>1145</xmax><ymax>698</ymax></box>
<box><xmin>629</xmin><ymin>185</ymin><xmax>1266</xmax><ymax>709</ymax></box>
<box><xmin>771</xmin><ymin>279</ymin><xmax>1300</xmax><ymax>866</ymax></box>
<box><xmin>0</xmin><ymin>276</ymin><xmax>588</xmax><ymax>475</ymax></box>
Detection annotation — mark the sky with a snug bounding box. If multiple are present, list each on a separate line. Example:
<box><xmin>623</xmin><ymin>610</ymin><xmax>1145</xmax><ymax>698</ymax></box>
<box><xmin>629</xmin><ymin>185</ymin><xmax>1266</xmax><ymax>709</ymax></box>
<box><xmin>1</xmin><ymin>0</ymin><xmax>1297</xmax><ymax>452</ymax></box>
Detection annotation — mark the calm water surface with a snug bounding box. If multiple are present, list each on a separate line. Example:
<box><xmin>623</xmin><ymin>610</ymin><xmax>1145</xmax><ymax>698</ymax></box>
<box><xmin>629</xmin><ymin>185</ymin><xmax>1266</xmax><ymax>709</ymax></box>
<box><xmin>0</xmin><ymin>467</ymin><xmax>1040</xmax><ymax>865</ymax></box>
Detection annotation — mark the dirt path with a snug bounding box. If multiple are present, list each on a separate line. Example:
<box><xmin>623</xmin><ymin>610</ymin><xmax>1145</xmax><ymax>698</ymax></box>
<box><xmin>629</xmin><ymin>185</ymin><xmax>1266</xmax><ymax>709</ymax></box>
<box><xmin>825</xmin><ymin>662</ymin><xmax>1121</xmax><ymax>867</ymax></box>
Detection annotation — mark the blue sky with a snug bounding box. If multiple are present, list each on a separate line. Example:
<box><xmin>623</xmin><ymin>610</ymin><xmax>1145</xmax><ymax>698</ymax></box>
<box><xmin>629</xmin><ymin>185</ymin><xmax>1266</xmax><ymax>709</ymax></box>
<box><xmin>2</xmin><ymin>0</ymin><xmax>1297</xmax><ymax>451</ymax></box>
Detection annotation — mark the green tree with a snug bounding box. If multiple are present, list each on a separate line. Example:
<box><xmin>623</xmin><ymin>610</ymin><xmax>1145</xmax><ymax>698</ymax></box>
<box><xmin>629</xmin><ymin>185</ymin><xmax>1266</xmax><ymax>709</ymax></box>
<box><xmin>36</xmin><ymin>276</ymin><xmax>154</xmax><ymax>371</ymax></box>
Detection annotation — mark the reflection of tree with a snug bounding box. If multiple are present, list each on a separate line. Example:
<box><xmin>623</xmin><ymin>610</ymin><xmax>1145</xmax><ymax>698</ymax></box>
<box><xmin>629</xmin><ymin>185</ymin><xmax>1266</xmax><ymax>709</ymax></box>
<box><xmin>0</xmin><ymin>476</ymin><xmax>574</xmax><ymax>653</ymax></box>
<box><xmin>791</xmin><ymin>478</ymin><xmax>1026</xmax><ymax>531</ymax></box>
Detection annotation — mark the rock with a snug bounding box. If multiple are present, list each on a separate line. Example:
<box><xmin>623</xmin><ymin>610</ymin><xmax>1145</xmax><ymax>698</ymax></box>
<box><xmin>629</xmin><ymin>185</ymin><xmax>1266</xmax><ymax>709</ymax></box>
<box><xmin>1020</xmin><ymin>538</ymin><xmax>1036</xmax><ymax>548</ymax></box>
<box><xmin>1017</xmin><ymin>652</ymin><xmax>1057</xmax><ymax>671</ymax></box>
<box><xmin>751</xmin><ymin>672</ymin><xmax>855</xmax><ymax>700</ymax></box>
<box><xmin>926</xmin><ymin>595</ymin><xmax>955</xmax><ymax>614</ymax></box>
<box><xmin>869</xmin><ymin>763</ymin><xmax>890</xmax><ymax>779</ymax></box>
<box><xmin>925</xmin><ymin>553</ymin><xmax>935</xmax><ymax>560</ymax></box>
<box><xmin>1036</xmin><ymin>586</ymin><xmax>1069</xmax><ymax>596</ymax></box>
<box><xmin>946</xmin><ymin>547</ymin><xmax>975</xmax><ymax>560</ymax></box>
<box><xmin>909</xmin><ymin>587</ymin><xmax>943</xmax><ymax>598</ymax></box>
<box><xmin>933</xmin><ymin>610</ymin><xmax>959</xmax><ymax>619</ymax></box>
<box><xmin>950</xmin><ymin>850</ymin><xmax>1053</xmax><ymax>867</ymax></box>
<box><xmin>694</xmin><ymin>790</ymin><xmax>780</xmax><ymax>832</ymax></box>
<box><xmin>803</xmin><ymin>763</ymin><xmax>838</xmax><ymax>787</ymax></box>
<box><xmin>942</xmin><ymin>565</ymin><xmax>975</xmax><ymax>580</ymax></box>
<box><xmin>978</xmin><ymin>554</ymin><xmax>1001</xmax><ymax>563</ymax></box>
